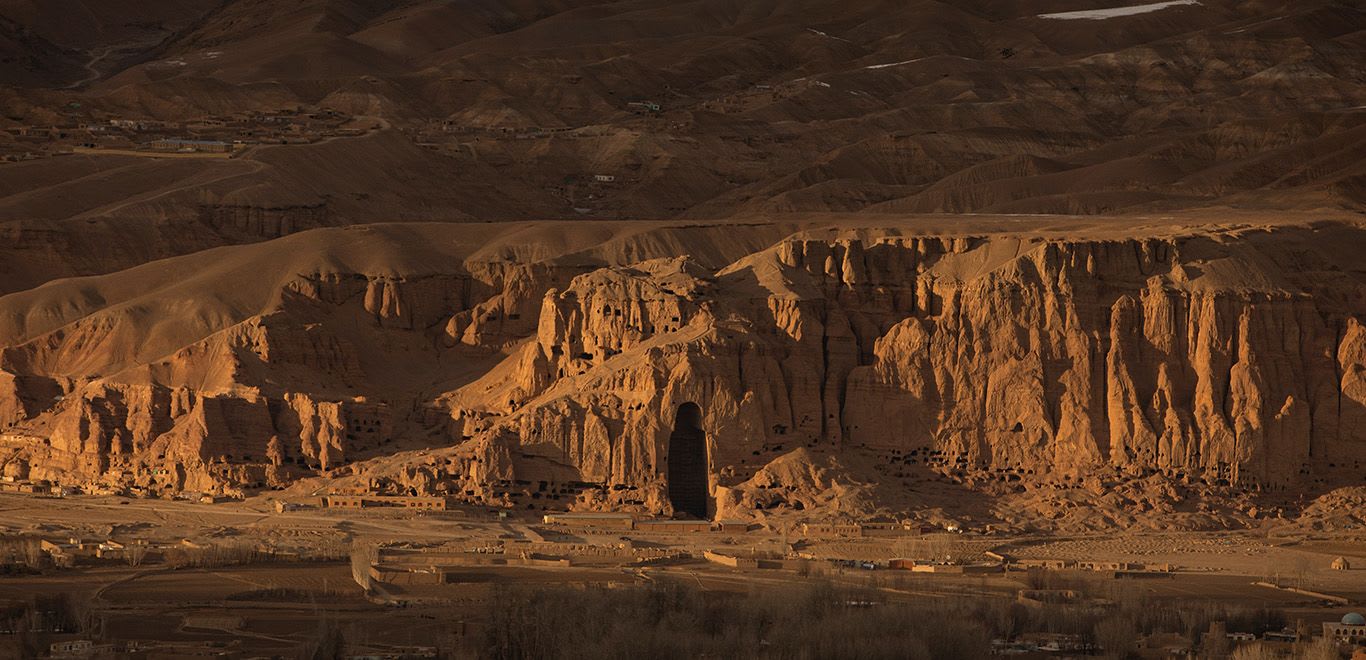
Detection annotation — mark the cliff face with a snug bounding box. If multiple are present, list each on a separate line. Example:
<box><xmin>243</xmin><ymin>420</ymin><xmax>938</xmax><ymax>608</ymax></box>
<box><xmin>198</xmin><ymin>203</ymin><xmax>331</xmax><ymax>240</ymax></box>
<box><xmin>0</xmin><ymin>250</ymin><xmax>585</xmax><ymax>495</ymax></box>
<box><xmin>454</xmin><ymin>224</ymin><xmax>1366</xmax><ymax>518</ymax></box>
<box><xmin>0</xmin><ymin>219</ymin><xmax>1362</xmax><ymax>526</ymax></box>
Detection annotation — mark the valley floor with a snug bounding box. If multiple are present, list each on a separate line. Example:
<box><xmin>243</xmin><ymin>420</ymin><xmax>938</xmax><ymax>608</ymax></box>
<box><xmin>0</xmin><ymin>493</ymin><xmax>1363</xmax><ymax>657</ymax></box>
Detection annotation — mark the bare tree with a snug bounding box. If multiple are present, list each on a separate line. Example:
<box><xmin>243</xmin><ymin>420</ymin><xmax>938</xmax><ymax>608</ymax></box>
<box><xmin>21</xmin><ymin>538</ymin><xmax>42</xmax><ymax>569</ymax></box>
<box><xmin>1202</xmin><ymin>630</ymin><xmax>1231</xmax><ymax>659</ymax></box>
<box><xmin>1290</xmin><ymin>554</ymin><xmax>1311</xmax><ymax>589</ymax></box>
<box><xmin>350</xmin><ymin>541</ymin><xmax>376</xmax><ymax>592</ymax></box>
<box><xmin>299</xmin><ymin>620</ymin><xmax>345</xmax><ymax>660</ymax></box>
<box><xmin>164</xmin><ymin>541</ymin><xmax>259</xmax><ymax>569</ymax></box>
<box><xmin>125</xmin><ymin>543</ymin><xmax>149</xmax><ymax>568</ymax></box>
<box><xmin>1296</xmin><ymin>637</ymin><xmax>1340</xmax><ymax>660</ymax></box>
<box><xmin>1094</xmin><ymin>615</ymin><xmax>1137</xmax><ymax>659</ymax></box>
<box><xmin>1230</xmin><ymin>643</ymin><xmax>1280</xmax><ymax>660</ymax></box>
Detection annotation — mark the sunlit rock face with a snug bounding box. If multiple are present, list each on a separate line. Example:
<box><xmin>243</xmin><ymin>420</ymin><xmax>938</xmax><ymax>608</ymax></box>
<box><xmin>1</xmin><ymin>221</ymin><xmax>1363</xmax><ymax>521</ymax></box>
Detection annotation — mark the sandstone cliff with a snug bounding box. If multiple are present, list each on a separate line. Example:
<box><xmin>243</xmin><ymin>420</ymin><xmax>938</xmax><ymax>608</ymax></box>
<box><xmin>0</xmin><ymin>217</ymin><xmax>1362</xmax><ymax>529</ymax></box>
<box><xmin>436</xmin><ymin>222</ymin><xmax>1365</xmax><ymax>525</ymax></box>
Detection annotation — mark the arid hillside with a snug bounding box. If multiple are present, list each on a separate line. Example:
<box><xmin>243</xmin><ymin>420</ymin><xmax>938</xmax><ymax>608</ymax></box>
<box><xmin>0</xmin><ymin>0</ymin><xmax>1363</xmax><ymax>291</ymax></box>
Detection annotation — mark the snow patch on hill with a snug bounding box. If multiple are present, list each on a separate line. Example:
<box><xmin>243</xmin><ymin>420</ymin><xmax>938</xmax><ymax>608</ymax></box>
<box><xmin>1039</xmin><ymin>0</ymin><xmax>1199</xmax><ymax>20</ymax></box>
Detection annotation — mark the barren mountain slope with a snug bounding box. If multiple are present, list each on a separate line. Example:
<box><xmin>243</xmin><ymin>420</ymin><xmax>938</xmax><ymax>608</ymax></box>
<box><xmin>0</xmin><ymin>0</ymin><xmax>1363</xmax><ymax>296</ymax></box>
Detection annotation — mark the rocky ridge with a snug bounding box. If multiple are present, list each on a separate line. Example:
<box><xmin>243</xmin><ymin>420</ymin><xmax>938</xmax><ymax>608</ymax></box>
<box><xmin>0</xmin><ymin>216</ymin><xmax>1363</xmax><ymax>530</ymax></box>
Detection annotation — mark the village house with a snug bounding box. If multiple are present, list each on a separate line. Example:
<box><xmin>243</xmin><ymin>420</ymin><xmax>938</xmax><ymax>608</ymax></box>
<box><xmin>148</xmin><ymin>138</ymin><xmax>234</xmax><ymax>153</ymax></box>
<box><xmin>860</xmin><ymin>521</ymin><xmax>928</xmax><ymax>537</ymax></box>
<box><xmin>898</xmin><ymin>561</ymin><xmax>1002</xmax><ymax>574</ymax></box>
<box><xmin>48</xmin><ymin>639</ymin><xmax>94</xmax><ymax>657</ymax></box>
<box><xmin>1077</xmin><ymin>560</ymin><xmax>1143</xmax><ymax>572</ymax></box>
<box><xmin>39</xmin><ymin>537</ymin><xmax>112</xmax><ymax>567</ymax></box>
<box><xmin>712</xmin><ymin>519</ymin><xmax>751</xmax><ymax>533</ymax></box>
<box><xmin>541</xmin><ymin>512</ymin><xmax>635</xmax><ymax>529</ymax></box>
<box><xmin>634</xmin><ymin>519</ymin><xmax>711</xmax><ymax>533</ymax></box>
<box><xmin>801</xmin><ymin>522</ymin><xmax>863</xmax><ymax>538</ymax></box>
<box><xmin>323</xmin><ymin>495</ymin><xmax>448</xmax><ymax>510</ymax></box>
<box><xmin>272</xmin><ymin>500</ymin><xmax>304</xmax><ymax>513</ymax></box>
<box><xmin>4</xmin><ymin>480</ymin><xmax>53</xmax><ymax>495</ymax></box>
<box><xmin>96</xmin><ymin>540</ymin><xmax>125</xmax><ymax>560</ymax></box>
<box><xmin>141</xmin><ymin>640</ymin><xmax>242</xmax><ymax>659</ymax></box>
<box><xmin>109</xmin><ymin>118</ymin><xmax>170</xmax><ymax>131</ymax></box>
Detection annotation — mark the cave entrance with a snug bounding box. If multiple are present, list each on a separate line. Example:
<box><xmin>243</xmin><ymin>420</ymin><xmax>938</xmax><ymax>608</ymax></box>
<box><xmin>667</xmin><ymin>402</ymin><xmax>709</xmax><ymax>519</ymax></box>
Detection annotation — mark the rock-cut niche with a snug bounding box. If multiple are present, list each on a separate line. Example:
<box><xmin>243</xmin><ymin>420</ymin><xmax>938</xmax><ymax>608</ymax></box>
<box><xmin>666</xmin><ymin>402</ymin><xmax>709</xmax><ymax>519</ymax></box>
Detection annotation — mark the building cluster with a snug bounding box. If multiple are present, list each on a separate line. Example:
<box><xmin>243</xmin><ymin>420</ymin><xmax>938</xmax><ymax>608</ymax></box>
<box><xmin>47</xmin><ymin>634</ymin><xmax>438</xmax><ymax>658</ymax></box>
<box><xmin>0</xmin><ymin>534</ymin><xmax>318</xmax><ymax>573</ymax></box>
<box><xmin>1010</xmin><ymin>557</ymin><xmax>1176</xmax><ymax>574</ymax></box>
<box><xmin>703</xmin><ymin>550</ymin><xmax>816</xmax><ymax>571</ymax></box>
<box><xmin>698</xmin><ymin>79</ymin><xmax>827</xmax><ymax>114</ymax></box>
<box><xmin>0</xmin><ymin>477</ymin><xmax>64</xmax><ymax>495</ymax></box>
<box><xmin>985</xmin><ymin>613</ymin><xmax>1366</xmax><ymax>657</ymax></box>
<box><xmin>146</xmin><ymin>138</ymin><xmax>235</xmax><ymax>153</ymax></box>
<box><xmin>0</xmin><ymin>106</ymin><xmax>359</xmax><ymax>162</ymax></box>
<box><xmin>0</xmin><ymin>475</ymin><xmax>251</xmax><ymax>502</ymax></box>
<box><xmin>888</xmin><ymin>558</ymin><xmax>1003</xmax><ymax>574</ymax></box>
<box><xmin>364</xmin><ymin>540</ymin><xmax>687</xmax><ymax>588</ymax></box>
<box><xmin>358</xmin><ymin>513</ymin><xmax>768</xmax><ymax>590</ymax></box>
<box><xmin>48</xmin><ymin>638</ymin><xmax>243</xmax><ymax>659</ymax></box>
<box><xmin>539</xmin><ymin>511</ymin><xmax>749</xmax><ymax>533</ymax></box>
<box><xmin>1196</xmin><ymin>616</ymin><xmax>1366</xmax><ymax>657</ymax></box>
<box><xmin>991</xmin><ymin>633</ymin><xmax>1096</xmax><ymax>655</ymax></box>
<box><xmin>37</xmin><ymin>538</ymin><xmax>143</xmax><ymax>567</ymax></box>
<box><xmin>323</xmin><ymin>495</ymin><xmax>450</xmax><ymax>510</ymax></box>
<box><xmin>800</xmin><ymin>520</ymin><xmax>935</xmax><ymax>538</ymax></box>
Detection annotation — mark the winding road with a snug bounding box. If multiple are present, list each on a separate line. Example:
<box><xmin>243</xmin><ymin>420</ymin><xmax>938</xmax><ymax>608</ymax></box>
<box><xmin>63</xmin><ymin>48</ymin><xmax>112</xmax><ymax>90</ymax></box>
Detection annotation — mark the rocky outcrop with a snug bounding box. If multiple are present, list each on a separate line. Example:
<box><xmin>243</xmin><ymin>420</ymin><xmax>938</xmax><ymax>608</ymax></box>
<box><xmin>198</xmin><ymin>203</ymin><xmax>331</xmax><ymax>239</ymax></box>
<box><xmin>446</xmin><ymin>224</ymin><xmax>1366</xmax><ymax>518</ymax></box>
<box><xmin>1</xmin><ymin>219</ymin><xmax>1364</xmax><ymax>528</ymax></box>
<box><xmin>9</xmin><ymin>380</ymin><xmax>397</xmax><ymax>495</ymax></box>
<box><xmin>0</xmin><ymin>232</ymin><xmax>609</xmax><ymax>494</ymax></box>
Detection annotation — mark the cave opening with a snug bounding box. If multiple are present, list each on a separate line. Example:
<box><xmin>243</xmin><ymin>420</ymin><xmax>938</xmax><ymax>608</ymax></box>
<box><xmin>666</xmin><ymin>402</ymin><xmax>709</xmax><ymax>519</ymax></box>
